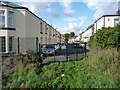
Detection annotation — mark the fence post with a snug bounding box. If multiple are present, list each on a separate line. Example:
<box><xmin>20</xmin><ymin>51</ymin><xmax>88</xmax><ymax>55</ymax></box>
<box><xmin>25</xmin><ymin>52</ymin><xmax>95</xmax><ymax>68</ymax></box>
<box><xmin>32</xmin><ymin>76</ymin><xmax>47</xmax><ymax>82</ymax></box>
<box><xmin>18</xmin><ymin>37</ymin><xmax>19</xmax><ymax>55</ymax></box>
<box><xmin>39</xmin><ymin>43</ymin><xmax>40</xmax><ymax>53</ymax></box>
<box><xmin>39</xmin><ymin>43</ymin><xmax>43</xmax><ymax>66</ymax></box>
<box><xmin>54</xmin><ymin>47</ymin><xmax>55</xmax><ymax>62</ymax></box>
<box><xmin>76</xmin><ymin>48</ymin><xmax>78</xmax><ymax>60</ymax></box>
<box><xmin>66</xmin><ymin>43</ymin><xmax>68</xmax><ymax>61</ymax></box>
<box><xmin>117</xmin><ymin>44</ymin><xmax>120</xmax><ymax>63</ymax></box>
<box><xmin>84</xmin><ymin>42</ymin><xmax>87</xmax><ymax>57</ymax></box>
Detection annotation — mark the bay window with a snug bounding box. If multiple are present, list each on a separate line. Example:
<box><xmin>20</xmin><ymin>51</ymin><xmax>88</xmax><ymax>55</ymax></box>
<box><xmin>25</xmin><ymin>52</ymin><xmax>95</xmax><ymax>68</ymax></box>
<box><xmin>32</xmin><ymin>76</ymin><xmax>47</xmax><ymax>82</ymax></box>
<box><xmin>0</xmin><ymin>10</ymin><xmax>5</xmax><ymax>28</ymax></box>
<box><xmin>0</xmin><ymin>37</ymin><xmax>6</xmax><ymax>52</ymax></box>
<box><xmin>9</xmin><ymin>37</ymin><xmax>13</xmax><ymax>52</ymax></box>
<box><xmin>8</xmin><ymin>11</ymin><xmax>13</xmax><ymax>28</ymax></box>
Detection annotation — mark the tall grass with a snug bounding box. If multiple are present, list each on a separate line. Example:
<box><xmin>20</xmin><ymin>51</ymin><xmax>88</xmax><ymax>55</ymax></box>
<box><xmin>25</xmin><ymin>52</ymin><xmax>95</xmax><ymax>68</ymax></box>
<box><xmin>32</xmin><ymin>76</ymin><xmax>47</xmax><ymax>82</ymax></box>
<box><xmin>4</xmin><ymin>48</ymin><xmax>120</xmax><ymax>88</ymax></box>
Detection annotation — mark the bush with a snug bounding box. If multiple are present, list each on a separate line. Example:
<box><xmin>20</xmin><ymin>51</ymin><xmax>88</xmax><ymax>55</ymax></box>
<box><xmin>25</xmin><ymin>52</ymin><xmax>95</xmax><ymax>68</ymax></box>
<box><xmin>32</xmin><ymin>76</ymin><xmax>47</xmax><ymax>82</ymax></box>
<box><xmin>5</xmin><ymin>65</ymin><xmax>42</xmax><ymax>88</ymax></box>
<box><xmin>88</xmin><ymin>25</ymin><xmax>120</xmax><ymax>49</ymax></box>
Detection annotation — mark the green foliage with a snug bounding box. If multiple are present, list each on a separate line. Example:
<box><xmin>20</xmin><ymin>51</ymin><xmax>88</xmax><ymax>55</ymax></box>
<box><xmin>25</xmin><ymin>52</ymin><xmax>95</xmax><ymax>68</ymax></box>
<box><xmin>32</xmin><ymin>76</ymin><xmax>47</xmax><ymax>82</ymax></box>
<box><xmin>5</xmin><ymin>65</ymin><xmax>42</xmax><ymax>88</ymax></box>
<box><xmin>64</xmin><ymin>33</ymin><xmax>70</xmax><ymax>42</ymax></box>
<box><xmin>64</xmin><ymin>32</ymin><xmax>75</xmax><ymax>42</ymax></box>
<box><xmin>88</xmin><ymin>25</ymin><xmax>120</xmax><ymax>49</ymax></box>
<box><xmin>5</xmin><ymin>48</ymin><xmax>120</xmax><ymax>88</ymax></box>
<box><xmin>69</xmin><ymin>32</ymin><xmax>75</xmax><ymax>37</ymax></box>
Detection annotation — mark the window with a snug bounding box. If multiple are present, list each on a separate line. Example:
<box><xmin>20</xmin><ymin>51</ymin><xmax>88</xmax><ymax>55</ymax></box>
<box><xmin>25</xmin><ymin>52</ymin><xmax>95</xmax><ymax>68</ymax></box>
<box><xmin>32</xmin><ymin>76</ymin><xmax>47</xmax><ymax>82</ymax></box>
<box><xmin>45</xmin><ymin>25</ymin><xmax>47</xmax><ymax>34</ymax></box>
<box><xmin>9</xmin><ymin>37</ymin><xmax>13</xmax><ymax>52</ymax></box>
<box><xmin>0</xmin><ymin>10</ymin><xmax>5</xmax><ymax>28</ymax></box>
<box><xmin>46</xmin><ymin>37</ymin><xmax>47</xmax><ymax>44</ymax></box>
<box><xmin>49</xmin><ymin>28</ymin><xmax>51</xmax><ymax>36</ymax></box>
<box><xmin>40</xmin><ymin>22</ymin><xmax>43</xmax><ymax>34</ymax></box>
<box><xmin>114</xmin><ymin>19</ymin><xmax>120</xmax><ymax>26</ymax></box>
<box><xmin>8</xmin><ymin>11</ymin><xmax>13</xmax><ymax>28</ymax></box>
<box><xmin>0</xmin><ymin>37</ymin><xmax>6</xmax><ymax>52</ymax></box>
<box><xmin>36</xmin><ymin>37</ymin><xmax>38</xmax><ymax>52</ymax></box>
<box><xmin>41</xmin><ymin>37</ymin><xmax>42</xmax><ymax>44</ymax></box>
<box><xmin>108</xmin><ymin>18</ymin><xmax>110</xmax><ymax>21</ymax></box>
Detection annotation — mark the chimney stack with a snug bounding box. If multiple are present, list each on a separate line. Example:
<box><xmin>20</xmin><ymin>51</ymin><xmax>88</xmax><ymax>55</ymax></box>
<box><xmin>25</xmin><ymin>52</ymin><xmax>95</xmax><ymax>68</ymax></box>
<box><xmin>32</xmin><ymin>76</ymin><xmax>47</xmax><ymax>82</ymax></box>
<box><xmin>116</xmin><ymin>1</ymin><xmax>120</xmax><ymax>15</ymax></box>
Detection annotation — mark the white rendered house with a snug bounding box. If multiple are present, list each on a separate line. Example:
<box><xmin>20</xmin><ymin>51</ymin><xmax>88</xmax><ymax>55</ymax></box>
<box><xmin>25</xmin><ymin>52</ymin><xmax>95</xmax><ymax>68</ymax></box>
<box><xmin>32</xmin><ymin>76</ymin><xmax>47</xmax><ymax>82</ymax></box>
<box><xmin>81</xmin><ymin>24</ymin><xmax>94</xmax><ymax>42</ymax></box>
<box><xmin>0</xmin><ymin>1</ymin><xmax>64</xmax><ymax>54</ymax></box>
<box><xmin>81</xmin><ymin>15</ymin><xmax>120</xmax><ymax>42</ymax></box>
<box><xmin>94</xmin><ymin>15</ymin><xmax>120</xmax><ymax>33</ymax></box>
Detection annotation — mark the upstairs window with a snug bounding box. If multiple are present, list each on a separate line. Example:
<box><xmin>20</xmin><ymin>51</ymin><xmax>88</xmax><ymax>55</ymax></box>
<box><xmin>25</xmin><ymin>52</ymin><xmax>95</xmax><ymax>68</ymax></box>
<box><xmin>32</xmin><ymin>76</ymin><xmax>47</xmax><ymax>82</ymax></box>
<box><xmin>8</xmin><ymin>11</ymin><xmax>13</xmax><ymax>28</ymax></box>
<box><xmin>114</xmin><ymin>19</ymin><xmax>120</xmax><ymax>26</ymax></box>
<box><xmin>40</xmin><ymin>22</ymin><xmax>43</xmax><ymax>34</ymax></box>
<box><xmin>49</xmin><ymin>28</ymin><xmax>51</xmax><ymax>36</ymax></box>
<box><xmin>0</xmin><ymin>10</ymin><xmax>5</xmax><ymax>28</ymax></box>
<box><xmin>45</xmin><ymin>25</ymin><xmax>47</xmax><ymax>34</ymax></box>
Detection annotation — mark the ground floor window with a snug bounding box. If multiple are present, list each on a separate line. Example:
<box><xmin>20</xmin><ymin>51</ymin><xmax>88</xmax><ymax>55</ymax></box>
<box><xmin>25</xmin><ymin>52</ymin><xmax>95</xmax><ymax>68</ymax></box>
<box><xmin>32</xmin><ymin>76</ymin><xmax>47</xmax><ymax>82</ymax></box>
<box><xmin>41</xmin><ymin>37</ymin><xmax>42</xmax><ymax>44</ymax></box>
<box><xmin>36</xmin><ymin>37</ymin><xmax>38</xmax><ymax>52</ymax></box>
<box><xmin>9</xmin><ymin>37</ymin><xmax>13</xmax><ymax>52</ymax></box>
<box><xmin>0</xmin><ymin>37</ymin><xmax>6</xmax><ymax>52</ymax></box>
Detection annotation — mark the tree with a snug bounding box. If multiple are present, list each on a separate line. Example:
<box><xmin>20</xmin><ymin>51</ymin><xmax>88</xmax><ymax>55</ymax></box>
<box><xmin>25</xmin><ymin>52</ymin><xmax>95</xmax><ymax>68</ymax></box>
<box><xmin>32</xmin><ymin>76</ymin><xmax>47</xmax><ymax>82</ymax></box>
<box><xmin>69</xmin><ymin>32</ymin><xmax>75</xmax><ymax>37</ymax></box>
<box><xmin>64</xmin><ymin>33</ymin><xmax>70</xmax><ymax>42</ymax></box>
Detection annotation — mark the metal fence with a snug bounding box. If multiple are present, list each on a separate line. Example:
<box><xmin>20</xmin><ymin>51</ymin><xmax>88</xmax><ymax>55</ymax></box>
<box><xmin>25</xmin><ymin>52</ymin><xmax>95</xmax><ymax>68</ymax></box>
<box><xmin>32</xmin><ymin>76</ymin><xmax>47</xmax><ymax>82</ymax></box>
<box><xmin>39</xmin><ymin>42</ymin><xmax>89</xmax><ymax>63</ymax></box>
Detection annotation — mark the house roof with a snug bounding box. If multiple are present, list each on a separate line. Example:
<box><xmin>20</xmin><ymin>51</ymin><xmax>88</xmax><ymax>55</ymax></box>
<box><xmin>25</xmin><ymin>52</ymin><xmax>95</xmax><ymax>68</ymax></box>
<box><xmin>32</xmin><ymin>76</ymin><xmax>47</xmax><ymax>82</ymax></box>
<box><xmin>86</xmin><ymin>24</ymin><xmax>94</xmax><ymax>30</ymax></box>
<box><xmin>0</xmin><ymin>1</ymin><xmax>62</xmax><ymax>35</ymax></box>
<box><xmin>94</xmin><ymin>15</ymin><xmax>120</xmax><ymax>23</ymax></box>
<box><xmin>0</xmin><ymin>1</ymin><xmax>24</xmax><ymax>8</ymax></box>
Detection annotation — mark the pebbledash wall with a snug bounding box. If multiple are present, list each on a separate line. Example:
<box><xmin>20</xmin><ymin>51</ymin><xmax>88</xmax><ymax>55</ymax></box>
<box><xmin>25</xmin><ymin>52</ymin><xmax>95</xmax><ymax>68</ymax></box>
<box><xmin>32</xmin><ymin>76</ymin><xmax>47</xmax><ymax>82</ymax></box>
<box><xmin>0</xmin><ymin>1</ymin><xmax>64</xmax><ymax>54</ymax></box>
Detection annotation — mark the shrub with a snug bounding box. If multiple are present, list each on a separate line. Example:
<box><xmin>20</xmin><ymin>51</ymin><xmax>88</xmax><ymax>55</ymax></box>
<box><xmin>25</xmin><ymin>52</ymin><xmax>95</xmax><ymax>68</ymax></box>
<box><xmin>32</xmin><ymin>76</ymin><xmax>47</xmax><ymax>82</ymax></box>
<box><xmin>88</xmin><ymin>25</ymin><xmax>120</xmax><ymax>49</ymax></box>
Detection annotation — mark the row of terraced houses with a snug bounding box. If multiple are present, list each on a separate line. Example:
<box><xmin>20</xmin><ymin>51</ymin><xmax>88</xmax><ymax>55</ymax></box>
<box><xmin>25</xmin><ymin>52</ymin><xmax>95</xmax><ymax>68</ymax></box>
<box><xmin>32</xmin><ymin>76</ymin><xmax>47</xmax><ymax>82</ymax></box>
<box><xmin>0</xmin><ymin>1</ymin><xmax>64</xmax><ymax>54</ymax></box>
<box><xmin>80</xmin><ymin>1</ymin><xmax>120</xmax><ymax>42</ymax></box>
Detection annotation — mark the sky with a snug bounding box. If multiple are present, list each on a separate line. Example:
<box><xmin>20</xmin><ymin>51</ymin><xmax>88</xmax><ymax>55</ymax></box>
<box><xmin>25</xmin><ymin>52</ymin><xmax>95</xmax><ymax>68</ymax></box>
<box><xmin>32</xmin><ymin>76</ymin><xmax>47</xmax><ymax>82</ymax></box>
<box><xmin>2</xmin><ymin>0</ymin><xmax>119</xmax><ymax>35</ymax></box>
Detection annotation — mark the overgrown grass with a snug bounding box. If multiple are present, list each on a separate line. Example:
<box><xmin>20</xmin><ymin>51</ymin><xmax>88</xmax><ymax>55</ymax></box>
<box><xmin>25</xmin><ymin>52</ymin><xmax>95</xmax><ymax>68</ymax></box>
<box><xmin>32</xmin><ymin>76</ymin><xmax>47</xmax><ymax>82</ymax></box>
<box><xmin>4</xmin><ymin>48</ymin><xmax>120</xmax><ymax>88</ymax></box>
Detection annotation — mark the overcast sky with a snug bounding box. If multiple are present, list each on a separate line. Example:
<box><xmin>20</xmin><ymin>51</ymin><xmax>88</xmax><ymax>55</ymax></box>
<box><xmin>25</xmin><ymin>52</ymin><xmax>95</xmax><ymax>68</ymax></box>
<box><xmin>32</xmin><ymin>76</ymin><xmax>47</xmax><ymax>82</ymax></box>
<box><xmin>3</xmin><ymin>0</ymin><xmax>119</xmax><ymax>35</ymax></box>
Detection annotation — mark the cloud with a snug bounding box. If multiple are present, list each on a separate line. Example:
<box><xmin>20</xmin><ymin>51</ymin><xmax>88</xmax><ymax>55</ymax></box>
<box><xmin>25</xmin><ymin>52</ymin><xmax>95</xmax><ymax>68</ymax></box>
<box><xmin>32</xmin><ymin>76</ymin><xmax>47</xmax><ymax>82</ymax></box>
<box><xmin>64</xmin><ymin>16</ymin><xmax>86</xmax><ymax>22</ymax></box>
<box><xmin>83</xmin><ymin>0</ymin><xmax>118</xmax><ymax>19</ymax></box>
<box><xmin>47</xmin><ymin>8</ymin><xmax>60</xmax><ymax>17</ymax></box>
<box><xmin>20</xmin><ymin>2</ymin><xmax>52</xmax><ymax>15</ymax></box>
<box><xmin>60</xmin><ymin>0</ymin><xmax>75</xmax><ymax>16</ymax></box>
<box><xmin>58</xmin><ymin>16</ymin><xmax>87</xmax><ymax>35</ymax></box>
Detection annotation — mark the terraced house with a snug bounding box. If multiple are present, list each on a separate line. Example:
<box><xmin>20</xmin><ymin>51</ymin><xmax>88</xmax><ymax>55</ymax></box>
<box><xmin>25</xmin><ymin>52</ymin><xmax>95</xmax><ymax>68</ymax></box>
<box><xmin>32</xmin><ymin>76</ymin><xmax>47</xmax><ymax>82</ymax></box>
<box><xmin>94</xmin><ymin>15</ymin><xmax>120</xmax><ymax>33</ymax></box>
<box><xmin>0</xmin><ymin>1</ymin><xmax>64</xmax><ymax>54</ymax></box>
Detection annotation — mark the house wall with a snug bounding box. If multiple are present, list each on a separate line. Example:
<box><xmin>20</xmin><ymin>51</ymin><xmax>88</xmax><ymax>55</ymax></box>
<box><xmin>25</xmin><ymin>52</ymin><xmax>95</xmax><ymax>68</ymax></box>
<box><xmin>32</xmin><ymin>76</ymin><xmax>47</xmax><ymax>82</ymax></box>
<box><xmin>105</xmin><ymin>16</ymin><xmax>120</xmax><ymax>27</ymax></box>
<box><xmin>14</xmin><ymin>10</ymin><xmax>26</xmax><ymax>37</ymax></box>
<box><xmin>81</xmin><ymin>26</ymin><xmax>93</xmax><ymax>42</ymax></box>
<box><xmin>94</xmin><ymin>17</ymin><xmax>104</xmax><ymax>33</ymax></box>
<box><xmin>94</xmin><ymin>16</ymin><xmax>120</xmax><ymax>33</ymax></box>
<box><xmin>0</xmin><ymin>2</ymin><xmax>64</xmax><ymax>54</ymax></box>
